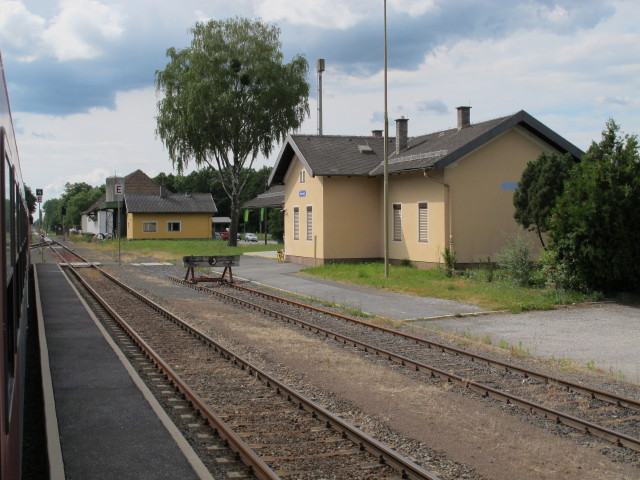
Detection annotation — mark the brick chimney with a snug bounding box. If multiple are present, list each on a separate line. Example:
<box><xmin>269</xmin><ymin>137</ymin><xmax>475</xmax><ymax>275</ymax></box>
<box><xmin>395</xmin><ymin>117</ymin><xmax>408</xmax><ymax>154</ymax></box>
<box><xmin>159</xmin><ymin>185</ymin><xmax>167</xmax><ymax>198</ymax></box>
<box><xmin>457</xmin><ymin>106</ymin><xmax>471</xmax><ymax>130</ymax></box>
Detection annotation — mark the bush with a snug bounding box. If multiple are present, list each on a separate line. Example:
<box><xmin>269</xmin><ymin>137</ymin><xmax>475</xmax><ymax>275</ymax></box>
<box><xmin>441</xmin><ymin>247</ymin><xmax>456</xmax><ymax>278</ymax></box>
<box><xmin>549</xmin><ymin>119</ymin><xmax>640</xmax><ymax>293</ymax></box>
<box><xmin>497</xmin><ymin>233</ymin><xmax>534</xmax><ymax>287</ymax></box>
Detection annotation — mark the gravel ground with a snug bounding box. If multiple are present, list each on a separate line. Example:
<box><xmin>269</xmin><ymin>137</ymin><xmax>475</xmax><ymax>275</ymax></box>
<box><xmin>43</xmin><ymin>242</ymin><xmax>640</xmax><ymax>479</ymax></box>
<box><xmin>102</xmin><ymin>264</ymin><xmax>639</xmax><ymax>479</ymax></box>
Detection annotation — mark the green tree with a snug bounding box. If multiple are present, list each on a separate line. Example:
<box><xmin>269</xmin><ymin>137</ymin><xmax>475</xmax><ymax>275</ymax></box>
<box><xmin>550</xmin><ymin>119</ymin><xmax>640</xmax><ymax>293</ymax></box>
<box><xmin>513</xmin><ymin>152</ymin><xmax>576</xmax><ymax>248</ymax></box>
<box><xmin>24</xmin><ymin>185</ymin><xmax>36</xmax><ymax>214</ymax></box>
<box><xmin>66</xmin><ymin>188</ymin><xmax>104</xmax><ymax>228</ymax></box>
<box><xmin>42</xmin><ymin>198</ymin><xmax>62</xmax><ymax>233</ymax></box>
<box><xmin>155</xmin><ymin>17</ymin><xmax>309</xmax><ymax>246</ymax></box>
<box><xmin>267</xmin><ymin>208</ymin><xmax>284</xmax><ymax>242</ymax></box>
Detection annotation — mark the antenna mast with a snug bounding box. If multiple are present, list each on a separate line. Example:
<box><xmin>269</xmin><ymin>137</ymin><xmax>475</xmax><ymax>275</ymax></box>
<box><xmin>317</xmin><ymin>59</ymin><xmax>325</xmax><ymax>135</ymax></box>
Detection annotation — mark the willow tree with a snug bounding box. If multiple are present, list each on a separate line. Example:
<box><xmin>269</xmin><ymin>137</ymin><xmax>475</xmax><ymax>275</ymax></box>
<box><xmin>155</xmin><ymin>18</ymin><xmax>309</xmax><ymax>245</ymax></box>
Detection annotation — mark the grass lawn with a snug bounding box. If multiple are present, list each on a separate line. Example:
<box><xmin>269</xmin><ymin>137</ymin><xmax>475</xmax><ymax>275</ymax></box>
<box><xmin>301</xmin><ymin>262</ymin><xmax>597</xmax><ymax>313</ymax></box>
<box><xmin>67</xmin><ymin>236</ymin><xmax>283</xmax><ymax>263</ymax></box>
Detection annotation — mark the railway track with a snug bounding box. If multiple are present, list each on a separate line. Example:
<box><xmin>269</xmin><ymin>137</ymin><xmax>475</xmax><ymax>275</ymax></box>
<box><xmin>168</xmin><ymin>275</ymin><xmax>640</xmax><ymax>454</ymax></box>
<box><xmin>51</xmin><ymin>247</ymin><xmax>441</xmax><ymax>479</ymax></box>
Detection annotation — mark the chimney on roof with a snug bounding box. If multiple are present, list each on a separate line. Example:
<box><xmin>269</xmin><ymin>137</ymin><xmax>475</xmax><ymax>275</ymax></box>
<box><xmin>160</xmin><ymin>185</ymin><xmax>167</xmax><ymax>198</ymax></box>
<box><xmin>395</xmin><ymin>117</ymin><xmax>408</xmax><ymax>154</ymax></box>
<box><xmin>371</xmin><ymin>129</ymin><xmax>383</xmax><ymax>138</ymax></box>
<box><xmin>456</xmin><ymin>106</ymin><xmax>471</xmax><ymax>130</ymax></box>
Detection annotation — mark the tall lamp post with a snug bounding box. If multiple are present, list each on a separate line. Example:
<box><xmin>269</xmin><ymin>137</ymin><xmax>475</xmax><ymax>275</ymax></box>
<box><xmin>383</xmin><ymin>0</ymin><xmax>389</xmax><ymax>277</ymax></box>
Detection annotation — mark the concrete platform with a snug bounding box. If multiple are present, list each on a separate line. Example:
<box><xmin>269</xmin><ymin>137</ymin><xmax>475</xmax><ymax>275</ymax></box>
<box><xmin>35</xmin><ymin>263</ymin><xmax>213</xmax><ymax>480</ymax></box>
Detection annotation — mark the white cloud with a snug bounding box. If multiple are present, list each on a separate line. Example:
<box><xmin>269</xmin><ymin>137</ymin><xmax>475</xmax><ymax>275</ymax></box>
<box><xmin>16</xmin><ymin>87</ymin><xmax>171</xmax><ymax>198</ymax></box>
<box><xmin>43</xmin><ymin>0</ymin><xmax>125</xmax><ymax>61</ymax></box>
<box><xmin>0</xmin><ymin>0</ymin><xmax>125</xmax><ymax>62</ymax></box>
<box><xmin>389</xmin><ymin>0</ymin><xmax>437</xmax><ymax>17</ymax></box>
<box><xmin>0</xmin><ymin>0</ymin><xmax>46</xmax><ymax>61</ymax></box>
<box><xmin>255</xmin><ymin>0</ymin><xmax>365</xmax><ymax>29</ymax></box>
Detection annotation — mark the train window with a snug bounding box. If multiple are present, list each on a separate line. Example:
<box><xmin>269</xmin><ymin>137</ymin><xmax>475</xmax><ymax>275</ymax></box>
<box><xmin>4</xmin><ymin>157</ymin><xmax>13</xmax><ymax>280</ymax></box>
<box><xmin>2</xmin><ymin>134</ymin><xmax>17</xmax><ymax>432</ymax></box>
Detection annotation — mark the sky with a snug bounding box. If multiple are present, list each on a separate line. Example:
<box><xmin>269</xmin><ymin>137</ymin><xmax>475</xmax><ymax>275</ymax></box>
<box><xmin>0</xmin><ymin>0</ymin><xmax>638</xmax><ymax>201</ymax></box>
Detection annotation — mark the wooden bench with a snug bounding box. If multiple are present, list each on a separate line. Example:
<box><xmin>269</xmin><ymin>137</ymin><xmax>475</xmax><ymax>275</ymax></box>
<box><xmin>183</xmin><ymin>255</ymin><xmax>240</xmax><ymax>284</ymax></box>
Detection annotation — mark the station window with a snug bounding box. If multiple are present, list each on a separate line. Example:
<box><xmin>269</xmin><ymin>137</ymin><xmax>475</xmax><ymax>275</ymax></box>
<box><xmin>142</xmin><ymin>221</ymin><xmax>157</xmax><ymax>233</ymax></box>
<box><xmin>299</xmin><ymin>170</ymin><xmax>306</xmax><ymax>183</ymax></box>
<box><xmin>392</xmin><ymin>203</ymin><xmax>402</xmax><ymax>241</ymax></box>
<box><xmin>418</xmin><ymin>202</ymin><xmax>428</xmax><ymax>243</ymax></box>
<box><xmin>167</xmin><ymin>221</ymin><xmax>181</xmax><ymax>232</ymax></box>
<box><xmin>293</xmin><ymin>207</ymin><xmax>300</xmax><ymax>241</ymax></box>
<box><xmin>306</xmin><ymin>206</ymin><xmax>313</xmax><ymax>241</ymax></box>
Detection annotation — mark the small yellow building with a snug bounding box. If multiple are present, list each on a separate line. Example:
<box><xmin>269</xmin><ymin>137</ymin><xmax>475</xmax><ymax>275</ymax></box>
<box><xmin>125</xmin><ymin>189</ymin><xmax>217</xmax><ymax>240</ymax></box>
<box><xmin>269</xmin><ymin>108</ymin><xmax>583</xmax><ymax>267</ymax></box>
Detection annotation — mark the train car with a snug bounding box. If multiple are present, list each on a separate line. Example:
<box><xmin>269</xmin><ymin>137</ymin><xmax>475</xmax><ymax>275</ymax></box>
<box><xmin>0</xmin><ymin>51</ymin><xmax>30</xmax><ymax>480</ymax></box>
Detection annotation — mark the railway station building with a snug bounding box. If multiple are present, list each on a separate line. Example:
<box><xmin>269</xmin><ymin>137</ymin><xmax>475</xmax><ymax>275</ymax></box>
<box><xmin>268</xmin><ymin>107</ymin><xmax>583</xmax><ymax>268</ymax></box>
<box><xmin>82</xmin><ymin>169</ymin><xmax>217</xmax><ymax>240</ymax></box>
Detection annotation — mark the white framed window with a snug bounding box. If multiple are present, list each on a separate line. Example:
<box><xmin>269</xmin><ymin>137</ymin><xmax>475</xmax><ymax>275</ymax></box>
<box><xmin>167</xmin><ymin>221</ymin><xmax>181</xmax><ymax>232</ymax></box>
<box><xmin>293</xmin><ymin>206</ymin><xmax>300</xmax><ymax>240</ymax></box>
<box><xmin>306</xmin><ymin>205</ymin><xmax>313</xmax><ymax>241</ymax></box>
<box><xmin>418</xmin><ymin>202</ymin><xmax>428</xmax><ymax>243</ymax></box>
<box><xmin>392</xmin><ymin>203</ymin><xmax>402</xmax><ymax>241</ymax></box>
<box><xmin>142</xmin><ymin>221</ymin><xmax>157</xmax><ymax>233</ymax></box>
<box><xmin>299</xmin><ymin>170</ymin><xmax>306</xmax><ymax>183</ymax></box>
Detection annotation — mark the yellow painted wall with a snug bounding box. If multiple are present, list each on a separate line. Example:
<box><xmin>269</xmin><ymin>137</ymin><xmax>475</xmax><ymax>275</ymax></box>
<box><xmin>388</xmin><ymin>171</ymin><xmax>447</xmax><ymax>264</ymax></box>
<box><xmin>283</xmin><ymin>158</ymin><xmax>382</xmax><ymax>264</ymax></box>
<box><xmin>283</xmin><ymin>157</ymin><xmax>325</xmax><ymax>262</ymax></box>
<box><xmin>444</xmin><ymin>126</ymin><xmax>553</xmax><ymax>262</ymax></box>
<box><xmin>127</xmin><ymin>212</ymin><xmax>212</xmax><ymax>240</ymax></box>
<box><xmin>323</xmin><ymin>176</ymin><xmax>381</xmax><ymax>259</ymax></box>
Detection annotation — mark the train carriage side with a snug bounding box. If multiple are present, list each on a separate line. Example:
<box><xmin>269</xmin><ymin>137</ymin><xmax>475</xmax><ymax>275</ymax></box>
<box><xmin>0</xmin><ymin>52</ymin><xmax>30</xmax><ymax>480</ymax></box>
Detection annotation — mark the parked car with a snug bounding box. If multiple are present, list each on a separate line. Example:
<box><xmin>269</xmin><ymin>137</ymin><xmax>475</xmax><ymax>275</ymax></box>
<box><xmin>244</xmin><ymin>233</ymin><xmax>258</xmax><ymax>242</ymax></box>
<box><xmin>219</xmin><ymin>231</ymin><xmax>241</xmax><ymax>241</ymax></box>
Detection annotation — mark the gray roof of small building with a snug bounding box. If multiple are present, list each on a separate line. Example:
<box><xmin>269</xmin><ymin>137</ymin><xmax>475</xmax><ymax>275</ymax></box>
<box><xmin>242</xmin><ymin>185</ymin><xmax>285</xmax><ymax>209</ymax></box>
<box><xmin>269</xmin><ymin>110</ymin><xmax>584</xmax><ymax>185</ymax></box>
<box><xmin>125</xmin><ymin>193</ymin><xmax>217</xmax><ymax>214</ymax></box>
<box><xmin>83</xmin><ymin>169</ymin><xmax>172</xmax><ymax>214</ymax></box>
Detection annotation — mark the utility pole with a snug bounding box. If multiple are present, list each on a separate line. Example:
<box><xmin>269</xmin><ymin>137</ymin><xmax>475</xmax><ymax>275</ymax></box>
<box><xmin>317</xmin><ymin>59</ymin><xmax>325</xmax><ymax>135</ymax></box>
<box><xmin>383</xmin><ymin>0</ymin><xmax>389</xmax><ymax>278</ymax></box>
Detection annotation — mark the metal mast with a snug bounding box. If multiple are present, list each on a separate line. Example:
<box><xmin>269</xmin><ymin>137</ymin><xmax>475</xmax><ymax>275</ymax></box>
<box><xmin>317</xmin><ymin>59</ymin><xmax>325</xmax><ymax>135</ymax></box>
<box><xmin>383</xmin><ymin>1</ymin><xmax>389</xmax><ymax>277</ymax></box>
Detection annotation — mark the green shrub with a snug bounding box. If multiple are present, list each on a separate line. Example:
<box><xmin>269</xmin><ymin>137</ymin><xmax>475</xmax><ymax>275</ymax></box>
<box><xmin>441</xmin><ymin>247</ymin><xmax>456</xmax><ymax>278</ymax></box>
<box><xmin>497</xmin><ymin>233</ymin><xmax>534</xmax><ymax>287</ymax></box>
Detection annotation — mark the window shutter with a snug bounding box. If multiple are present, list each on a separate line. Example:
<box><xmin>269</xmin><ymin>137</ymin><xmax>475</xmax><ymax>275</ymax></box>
<box><xmin>306</xmin><ymin>206</ymin><xmax>313</xmax><ymax>241</ymax></box>
<box><xmin>418</xmin><ymin>202</ymin><xmax>428</xmax><ymax>242</ymax></box>
<box><xmin>393</xmin><ymin>204</ymin><xmax>402</xmax><ymax>241</ymax></box>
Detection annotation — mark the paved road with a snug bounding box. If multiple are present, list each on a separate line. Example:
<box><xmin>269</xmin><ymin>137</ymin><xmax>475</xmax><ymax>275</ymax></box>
<box><xmin>237</xmin><ymin>253</ymin><xmax>640</xmax><ymax>384</ymax></box>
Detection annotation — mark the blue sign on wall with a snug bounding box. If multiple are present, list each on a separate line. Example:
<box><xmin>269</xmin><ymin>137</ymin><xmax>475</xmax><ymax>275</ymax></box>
<box><xmin>501</xmin><ymin>182</ymin><xmax>518</xmax><ymax>191</ymax></box>
<box><xmin>299</xmin><ymin>190</ymin><xmax>307</xmax><ymax>197</ymax></box>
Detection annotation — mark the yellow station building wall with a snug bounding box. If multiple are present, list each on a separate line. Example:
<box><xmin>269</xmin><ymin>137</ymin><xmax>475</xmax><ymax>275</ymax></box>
<box><xmin>282</xmin><ymin>125</ymin><xmax>554</xmax><ymax>266</ymax></box>
<box><xmin>444</xmin><ymin>127</ymin><xmax>553</xmax><ymax>263</ymax></box>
